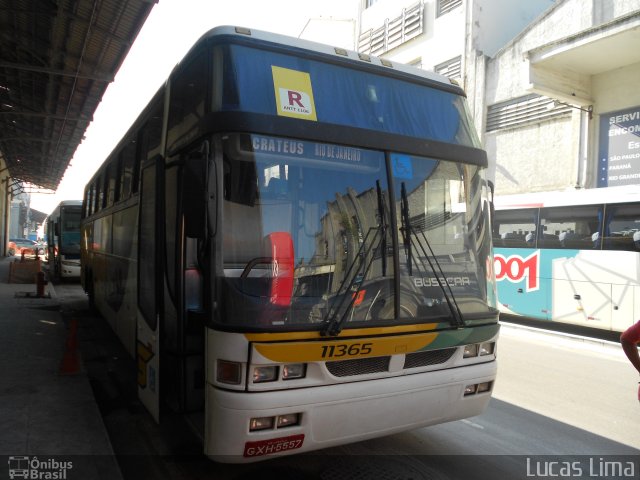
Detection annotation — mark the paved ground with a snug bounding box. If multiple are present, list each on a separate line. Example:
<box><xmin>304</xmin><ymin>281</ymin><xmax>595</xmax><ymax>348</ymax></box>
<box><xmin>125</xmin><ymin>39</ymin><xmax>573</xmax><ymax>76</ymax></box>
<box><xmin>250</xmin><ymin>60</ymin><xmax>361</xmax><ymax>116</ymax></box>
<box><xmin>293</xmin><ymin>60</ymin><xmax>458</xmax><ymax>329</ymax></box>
<box><xmin>0</xmin><ymin>255</ymin><xmax>122</xmax><ymax>480</ymax></box>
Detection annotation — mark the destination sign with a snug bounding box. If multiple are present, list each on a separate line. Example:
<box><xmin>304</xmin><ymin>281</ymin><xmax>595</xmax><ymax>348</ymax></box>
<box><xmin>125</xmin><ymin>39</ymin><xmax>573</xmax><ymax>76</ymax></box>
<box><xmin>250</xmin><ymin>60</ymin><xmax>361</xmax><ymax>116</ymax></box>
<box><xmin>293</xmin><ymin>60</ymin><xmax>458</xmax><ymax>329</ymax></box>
<box><xmin>248</xmin><ymin>134</ymin><xmax>383</xmax><ymax>170</ymax></box>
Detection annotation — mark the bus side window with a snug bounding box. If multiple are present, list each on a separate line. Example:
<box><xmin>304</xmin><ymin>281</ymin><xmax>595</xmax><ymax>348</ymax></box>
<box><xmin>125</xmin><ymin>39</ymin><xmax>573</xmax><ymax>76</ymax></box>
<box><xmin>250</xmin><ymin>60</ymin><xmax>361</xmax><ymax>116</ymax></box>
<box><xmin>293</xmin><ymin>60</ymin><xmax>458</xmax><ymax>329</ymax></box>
<box><xmin>167</xmin><ymin>52</ymin><xmax>207</xmax><ymax>152</ymax></box>
<box><xmin>539</xmin><ymin>205</ymin><xmax>602</xmax><ymax>250</ymax></box>
<box><xmin>603</xmin><ymin>203</ymin><xmax>640</xmax><ymax>251</ymax></box>
<box><xmin>119</xmin><ymin>137</ymin><xmax>137</xmax><ymax>202</ymax></box>
<box><xmin>105</xmin><ymin>161</ymin><xmax>117</xmax><ymax>208</ymax></box>
<box><xmin>493</xmin><ymin>209</ymin><xmax>538</xmax><ymax>248</ymax></box>
<box><xmin>94</xmin><ymin>174</ymin><xmax>103</xmax><ymax>213</ymax></box>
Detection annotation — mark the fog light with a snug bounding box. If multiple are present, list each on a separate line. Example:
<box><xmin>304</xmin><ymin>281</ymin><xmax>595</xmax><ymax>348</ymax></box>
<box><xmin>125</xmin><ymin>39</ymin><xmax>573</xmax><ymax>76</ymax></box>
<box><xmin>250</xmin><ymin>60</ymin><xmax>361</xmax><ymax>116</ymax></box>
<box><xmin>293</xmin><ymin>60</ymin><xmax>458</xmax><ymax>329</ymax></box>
<box><xmin>464</xmin><ymin>384</ymin><xmax>477</xmax><ymax>396</ymax></box>
<box><xmin>217</xmin><ymin>360</ymin><xmax>241</xmax><ymax>385</ymax></box>
<box><xmin>253</xmin><ymin>365</ymin><xmax>278</xmax><ymax>383</ymax></box>
<box><xmin>479</xmin><ymin>342</ymin><xmax>495</xmax><ymax>356</ymax></box>
<box><xmin>283</xmin><ymin>363</ymin><xmax>306</xmax><ymax>380</ymax></box>
<box><xmin>249</xmin><ymin>416</ymin><xmax>274</xmax><ymax>431</ymax></box>
<box><xmin>463</xmin><ymin>344</ymin><xmax>478</xmax><ymax>358</ymax></box>
<box><xmin>277</xmin><ymin>413</ymin><xmax>300</xmax><ymax>428</ymax></box>
<box><xmin>477</xmin><ymin>381</ymin><xmax>492</xmax><ymax>393</ymax></box>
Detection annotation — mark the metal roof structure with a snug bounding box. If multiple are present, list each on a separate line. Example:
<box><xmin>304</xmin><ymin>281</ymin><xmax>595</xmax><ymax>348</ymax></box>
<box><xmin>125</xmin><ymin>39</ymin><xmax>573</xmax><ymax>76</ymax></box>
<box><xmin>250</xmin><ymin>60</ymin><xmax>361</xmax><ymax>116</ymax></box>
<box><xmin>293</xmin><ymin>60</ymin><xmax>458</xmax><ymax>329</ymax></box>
<box><xmin>0</xmin><ymin>0</ymin><xmax>156</xmax><ymax>192</ymax></box>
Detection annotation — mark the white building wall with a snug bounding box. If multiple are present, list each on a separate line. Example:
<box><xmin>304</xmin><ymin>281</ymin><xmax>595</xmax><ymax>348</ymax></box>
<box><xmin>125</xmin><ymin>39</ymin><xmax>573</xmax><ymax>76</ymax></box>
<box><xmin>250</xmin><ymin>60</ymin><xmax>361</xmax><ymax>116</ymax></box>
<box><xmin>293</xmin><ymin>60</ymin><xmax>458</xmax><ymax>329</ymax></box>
<box><xmin>360</xmin><ymin>0</ymin><xmax>465</xmax><ymax>69</ymax></box>
<box><xmin>356</xmin><ymin>0</ymin><xmax>640</xmax><ymax>197</ymax></box>
<box><xmin>485</xmin><ymin>0</ymin><xmax>640</xmax><ymax>195</ymax></box>
<box><xmin>471</xmin><ymin>0</ymin><xmax>556</xmax><ymax>57</ymax></box>
<box><xmin>358</xmin><ymin>0</ymin><xmax>556</xmax><ymax>142</ymax></box>
<box><xmin>359</xmin><ymin>0</ymin><xmax>553</xmax><ymax>68</ymax></box>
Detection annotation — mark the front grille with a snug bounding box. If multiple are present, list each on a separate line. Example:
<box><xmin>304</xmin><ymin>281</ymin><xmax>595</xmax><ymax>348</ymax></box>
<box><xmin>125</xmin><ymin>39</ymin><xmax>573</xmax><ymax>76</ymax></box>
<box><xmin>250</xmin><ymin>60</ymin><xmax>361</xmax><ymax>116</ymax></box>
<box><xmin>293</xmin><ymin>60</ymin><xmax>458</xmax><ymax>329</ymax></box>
<box><xmin>403</xmin><ymin>347</ymin><xmax>456</xmax><ymax>369</ymax></box>
<box><xmin>326</xmin><ymin>356</ymin><xmax>390</xmax><ymax>377</ymax></box>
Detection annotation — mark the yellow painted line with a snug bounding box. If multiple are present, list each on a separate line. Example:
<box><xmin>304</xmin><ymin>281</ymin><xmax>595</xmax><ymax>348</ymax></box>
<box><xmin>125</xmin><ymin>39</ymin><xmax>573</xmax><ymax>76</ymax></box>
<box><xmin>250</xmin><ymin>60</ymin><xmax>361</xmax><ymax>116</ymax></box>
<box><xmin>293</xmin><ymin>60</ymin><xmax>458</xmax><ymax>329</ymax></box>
<box><xmin>253</xmin><ymin>332</ymin><xmax>439</xmax><ymax>363</ymax></box>
<box><xmin>244</xmin><ymin>323</ymin><xmax>439</xmax><ymax>343</ymax></box>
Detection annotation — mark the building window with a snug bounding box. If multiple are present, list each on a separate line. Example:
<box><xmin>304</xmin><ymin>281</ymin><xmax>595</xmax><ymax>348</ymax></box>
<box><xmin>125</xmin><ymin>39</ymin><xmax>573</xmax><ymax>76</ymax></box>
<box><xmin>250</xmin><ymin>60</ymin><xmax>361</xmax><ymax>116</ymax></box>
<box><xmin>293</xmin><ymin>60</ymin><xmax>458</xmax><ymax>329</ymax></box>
<box><xmin>434</xmin><ymin>56</ymin><xmax>461</xmax><ymax>79</ymax></box>
<box><xmin>359</xmin><ymin>2</ymin><xmax>424</xmax><ymax>56</ymax></box>
<box><xmin>365</xmin><ymin>0</ymin><xmax>381</xmax><ymax>8</ymax></box>
<box><xmin>437</xmin><ymin>0</ymin><xmax>462</xmax><ymax>17</ymax></box>
<box><xmin>486</xmin><ymin>94</ymin><xmax>572</xmax><ymax>132</ymax></box>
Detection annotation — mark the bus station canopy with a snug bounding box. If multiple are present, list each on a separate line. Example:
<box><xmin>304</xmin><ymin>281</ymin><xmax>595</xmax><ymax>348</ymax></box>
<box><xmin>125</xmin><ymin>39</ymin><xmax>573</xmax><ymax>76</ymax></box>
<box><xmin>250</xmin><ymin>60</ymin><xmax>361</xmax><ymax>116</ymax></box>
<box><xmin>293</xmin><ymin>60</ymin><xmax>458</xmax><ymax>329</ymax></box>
<box><xmin>0</xmin><ymin>0</ymin><xmax>156</xmax><ymax>192</ymax></box>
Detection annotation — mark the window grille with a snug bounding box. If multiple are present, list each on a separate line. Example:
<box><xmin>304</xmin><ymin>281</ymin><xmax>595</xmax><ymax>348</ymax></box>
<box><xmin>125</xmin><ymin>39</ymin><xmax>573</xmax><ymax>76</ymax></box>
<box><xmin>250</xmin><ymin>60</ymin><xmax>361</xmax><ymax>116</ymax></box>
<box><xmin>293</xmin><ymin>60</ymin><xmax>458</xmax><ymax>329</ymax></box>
<box><xmin>359</xmin><ymin>2</ymin><xmax>424</xmax><ymax>56</ymax></box>
<box><xmin>486</xmin><ymin>94</ymin><xmax>572</xmax><ymax>132</ymax></box>
<box><xmin>437</xmin><ymin>0</ymin><xmax>462</xmax><ymax>17</ymax></box>
<box><xmin>434</xmin><ymin>56</ymin><xmax>461</xmax><ymax>79</ymax></box>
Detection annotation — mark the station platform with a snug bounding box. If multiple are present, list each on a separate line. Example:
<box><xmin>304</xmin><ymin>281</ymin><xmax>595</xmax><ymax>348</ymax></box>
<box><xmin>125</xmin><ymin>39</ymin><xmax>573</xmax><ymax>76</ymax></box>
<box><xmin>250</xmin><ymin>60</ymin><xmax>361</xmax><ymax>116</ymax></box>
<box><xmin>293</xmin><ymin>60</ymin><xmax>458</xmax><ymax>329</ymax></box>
<box><xmin>0</xmin><ymin>255</ymin><xmax>123</xmax><ymax>480</ymax></box>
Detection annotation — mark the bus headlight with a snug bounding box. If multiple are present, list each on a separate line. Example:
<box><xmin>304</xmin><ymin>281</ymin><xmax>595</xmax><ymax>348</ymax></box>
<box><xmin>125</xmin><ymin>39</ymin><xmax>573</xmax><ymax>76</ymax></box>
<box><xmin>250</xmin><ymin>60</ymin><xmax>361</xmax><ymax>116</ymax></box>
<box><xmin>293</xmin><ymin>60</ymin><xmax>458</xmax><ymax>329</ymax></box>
<box><xmin>479</xmin><ymin>342</ymin><xmax>495</xmax><ymax>356</ymax></box>
<box><xmin>249</xmin><ymin>416</ymin><xmax>274</xmax><ymax>431</ymax></box>
<box><xmin>282</xmin><ymin>363</ymin><xmax>306</xmax><ymax>380</ymax></box>
<box><xmin>253</xmin><ymin>365</ymin><xmax>279</xmax><ymax>383</ymax></box>
<box><xmin>463</xmin><ymin>344</ymin><xmax>478</xmax><ymax>358</ymax></box>
<box><xmin>277</xmin><ymin>413</ymin><xmax>300</xmax><ymax>428</ymax></box>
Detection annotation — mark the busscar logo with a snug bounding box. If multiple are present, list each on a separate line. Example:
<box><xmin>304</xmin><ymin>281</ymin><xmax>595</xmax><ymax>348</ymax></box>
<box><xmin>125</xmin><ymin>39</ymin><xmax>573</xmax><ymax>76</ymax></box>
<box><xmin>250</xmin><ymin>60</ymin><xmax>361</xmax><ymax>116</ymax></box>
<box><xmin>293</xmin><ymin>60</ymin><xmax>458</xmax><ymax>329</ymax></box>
<box><xmin>271</xmin><ymin>66</ymin><xmax>317</xmax><ymax>121</ymax></box>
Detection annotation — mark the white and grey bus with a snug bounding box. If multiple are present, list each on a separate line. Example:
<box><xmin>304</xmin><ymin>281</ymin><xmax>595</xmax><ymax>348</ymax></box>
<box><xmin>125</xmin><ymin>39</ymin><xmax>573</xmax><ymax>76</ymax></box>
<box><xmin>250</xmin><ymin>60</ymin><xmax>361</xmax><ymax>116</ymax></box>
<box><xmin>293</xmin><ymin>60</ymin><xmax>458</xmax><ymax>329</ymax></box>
<box><xmin>81</xmin><ymin>26</ymin><xmax>498</xmax><ymax>462</ymax></box>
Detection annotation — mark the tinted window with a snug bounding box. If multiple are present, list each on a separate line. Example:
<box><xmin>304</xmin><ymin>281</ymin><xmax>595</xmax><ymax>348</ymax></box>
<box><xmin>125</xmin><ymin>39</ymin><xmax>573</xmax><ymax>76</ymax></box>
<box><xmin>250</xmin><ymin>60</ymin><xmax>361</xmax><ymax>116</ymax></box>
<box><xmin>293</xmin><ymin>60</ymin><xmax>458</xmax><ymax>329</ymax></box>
<box><xmin>603</xmin><ymin>203</ymin><xmax>640</xmax><ymax>251</ymax></box>
<box><xmin>105</xmin><ymin>163</ymin><xmax>117</xmax><ymax>207</ymax></box>
<box><xmin>119</xmin><ymin>138</ymin><xmax>137</xmax><ymax>201</ymax></box>
<box><xmin>539</xmin><ymin>205</ymin><xmax>602</xmax><ymax>249</ymax></box>
<box><xmin>493</xmin><ymin>208</ymin><xmax>538</xmax><ymax>248</ymax></box>
<box><xmin>167</xmin><ymin>52</ymin><xmax>207</xmax><ymax>151</ymax></box>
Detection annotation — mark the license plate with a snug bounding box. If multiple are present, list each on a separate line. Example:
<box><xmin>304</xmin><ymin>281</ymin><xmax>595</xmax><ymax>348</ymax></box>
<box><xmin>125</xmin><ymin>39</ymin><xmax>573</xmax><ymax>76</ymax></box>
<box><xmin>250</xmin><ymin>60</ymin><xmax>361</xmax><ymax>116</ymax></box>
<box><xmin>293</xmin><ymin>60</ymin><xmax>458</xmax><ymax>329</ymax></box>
<box><xmin>243</xmin><ymin>434</ymin><xmax>305</xmax><ymax>457</ymax></box>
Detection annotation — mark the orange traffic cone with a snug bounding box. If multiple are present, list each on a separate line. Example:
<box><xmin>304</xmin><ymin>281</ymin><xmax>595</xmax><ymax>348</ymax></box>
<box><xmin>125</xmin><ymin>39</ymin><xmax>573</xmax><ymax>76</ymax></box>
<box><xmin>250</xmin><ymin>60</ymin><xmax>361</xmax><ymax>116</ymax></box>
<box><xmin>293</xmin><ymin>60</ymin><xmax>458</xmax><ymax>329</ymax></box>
<box><xmin>59</xmin><ymin>319</ymin><xmax>81</xmax><ymax>375</ymax></box>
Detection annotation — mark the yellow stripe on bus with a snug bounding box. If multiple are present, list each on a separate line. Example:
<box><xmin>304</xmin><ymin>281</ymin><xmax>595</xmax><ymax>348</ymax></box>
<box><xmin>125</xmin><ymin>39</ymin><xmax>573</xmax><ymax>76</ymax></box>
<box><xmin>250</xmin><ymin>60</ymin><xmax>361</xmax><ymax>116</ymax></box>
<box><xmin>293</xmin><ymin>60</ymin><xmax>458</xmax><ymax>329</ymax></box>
<box><xmin>244</xmin><ymin>323</ymin><xmax>440</xmax><ymax>343</ymax></box>
<box><xmin>253</xmin><ymin>332</ymin><xmax>439</xmax><ymax>363</ymax></box>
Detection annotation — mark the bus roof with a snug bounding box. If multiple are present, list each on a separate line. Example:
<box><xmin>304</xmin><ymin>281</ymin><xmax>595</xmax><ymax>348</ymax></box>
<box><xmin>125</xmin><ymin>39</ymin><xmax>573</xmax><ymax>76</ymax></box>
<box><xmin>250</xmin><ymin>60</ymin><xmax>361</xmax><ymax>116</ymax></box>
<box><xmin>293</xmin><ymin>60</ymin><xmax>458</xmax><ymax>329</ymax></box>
<box><xmin>494</xmin><ymin>186</ymin><xmax>640</xmax><ymax>209</ymax></box>
<box><xmin>192</xmin><ymin>25</ymin><xmax>462</xmax><ymax>94</ymax></box>
<box><xmin>46</xmin><ymin>200</ymin><xmax>83</xmax><ymax>218</ymax></box>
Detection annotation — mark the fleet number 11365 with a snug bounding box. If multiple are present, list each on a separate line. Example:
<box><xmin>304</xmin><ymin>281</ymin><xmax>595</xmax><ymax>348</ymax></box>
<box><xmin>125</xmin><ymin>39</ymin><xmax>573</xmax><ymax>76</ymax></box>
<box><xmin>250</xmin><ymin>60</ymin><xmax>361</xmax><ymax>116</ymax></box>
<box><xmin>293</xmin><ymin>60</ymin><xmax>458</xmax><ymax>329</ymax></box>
<box><xmin>320</xmin><ymin>342</ymin><xmax>373</xmax><ymax>358</ymax></box>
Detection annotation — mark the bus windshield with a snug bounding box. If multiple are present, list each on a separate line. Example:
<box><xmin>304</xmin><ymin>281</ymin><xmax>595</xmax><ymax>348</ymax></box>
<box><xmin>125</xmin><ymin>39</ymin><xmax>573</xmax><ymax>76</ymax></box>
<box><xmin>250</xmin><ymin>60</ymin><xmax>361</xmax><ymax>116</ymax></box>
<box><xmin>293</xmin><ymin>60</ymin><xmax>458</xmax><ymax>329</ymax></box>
<box><xmin>219</xmin><ymin>133</ymin><xmax>495</xmax><ymax>330</ymax></box>
<box><xmin>61</xmin><ymin>207</ymin><xmax>82</xmax><ymax>255</ymax></box>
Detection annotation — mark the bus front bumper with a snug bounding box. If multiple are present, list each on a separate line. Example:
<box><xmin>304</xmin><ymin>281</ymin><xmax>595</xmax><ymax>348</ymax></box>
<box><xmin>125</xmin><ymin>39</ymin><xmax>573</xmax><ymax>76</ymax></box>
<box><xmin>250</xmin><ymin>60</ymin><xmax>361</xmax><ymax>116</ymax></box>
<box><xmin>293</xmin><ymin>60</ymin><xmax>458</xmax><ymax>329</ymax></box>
<box><xmin>204</xmin><ymin>359</ymin><xmax>497</xmax><ymax>462</ymax></box>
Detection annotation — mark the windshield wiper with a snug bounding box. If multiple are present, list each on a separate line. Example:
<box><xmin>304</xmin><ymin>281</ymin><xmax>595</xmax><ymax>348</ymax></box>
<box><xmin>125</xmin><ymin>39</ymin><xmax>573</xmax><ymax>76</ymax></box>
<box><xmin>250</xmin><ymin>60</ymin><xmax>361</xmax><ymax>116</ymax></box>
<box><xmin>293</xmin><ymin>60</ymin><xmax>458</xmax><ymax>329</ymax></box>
<box><xmin>400</xmin><ymin>182</ymin><xmax>412</xmax><ymax>276</ymax></box>
<box><xmin>321</xmin><ymin>182</ymin><xmax>387</xmax><ymax>337</ymax></box>
<box><xmin>400</xmin><ymin>182</ymin><xmax>465</xmax><ymax>328</ymax></box>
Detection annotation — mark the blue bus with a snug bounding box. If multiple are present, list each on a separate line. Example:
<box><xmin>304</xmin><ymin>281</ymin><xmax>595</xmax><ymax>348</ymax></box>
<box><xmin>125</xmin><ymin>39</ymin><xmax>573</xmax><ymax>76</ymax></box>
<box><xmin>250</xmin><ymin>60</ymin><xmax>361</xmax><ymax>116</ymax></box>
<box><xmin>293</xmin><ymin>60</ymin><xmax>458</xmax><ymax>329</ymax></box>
<box><xmin>81</xmin><ymin>26</ymin><xmax>498</xmax><ymax>462</ymax></box>
<box><xmin>45</xmin><ymin>200</ymin><xmax>82</xmax><ymax>279</ymax></box>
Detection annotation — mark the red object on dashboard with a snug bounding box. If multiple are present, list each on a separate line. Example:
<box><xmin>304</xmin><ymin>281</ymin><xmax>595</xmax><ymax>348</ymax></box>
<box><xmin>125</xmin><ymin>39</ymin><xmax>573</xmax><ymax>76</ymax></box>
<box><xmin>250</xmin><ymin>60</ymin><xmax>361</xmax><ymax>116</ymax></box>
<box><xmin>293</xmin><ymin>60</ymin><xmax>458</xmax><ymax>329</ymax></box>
<box><xmin>268</xmin><ymin>232</ymin><xmax>294</xmax><ymax>307</ymax></box>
